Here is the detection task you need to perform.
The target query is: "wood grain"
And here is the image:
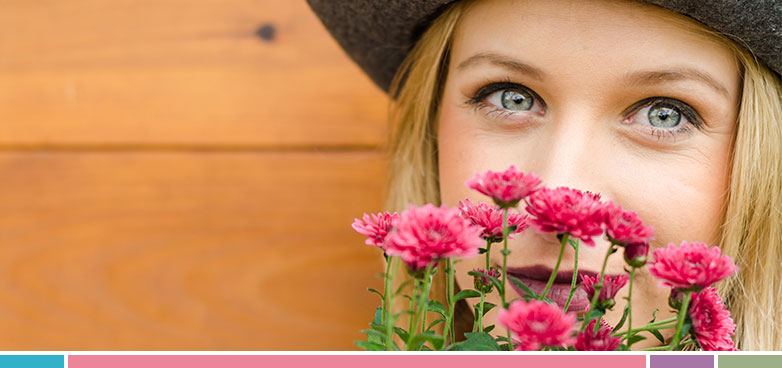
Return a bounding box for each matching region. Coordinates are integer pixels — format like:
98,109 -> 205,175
0,152 -> 386,350
0,0 -> 387,147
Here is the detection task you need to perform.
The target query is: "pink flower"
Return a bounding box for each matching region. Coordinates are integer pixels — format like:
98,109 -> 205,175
525,187 -> 605,246
384,204 -> 484,271
465,166 -> 542,208
458,199 -> 529,243
498,299 -> 576,350
688,287 -> 738,351
575,319 -> 621,351
623,242 -> 650,268
581,274 -> 629,309
603,202 -> 654,246
648,241 -> 739,292
351,212 -> 398,249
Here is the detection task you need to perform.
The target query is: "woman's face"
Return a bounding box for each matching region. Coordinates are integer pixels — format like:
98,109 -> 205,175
438,0 -> 741,348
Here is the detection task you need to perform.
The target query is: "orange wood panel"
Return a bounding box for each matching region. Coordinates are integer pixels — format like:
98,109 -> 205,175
0,0 -> 387,147
0,151 -> 387,350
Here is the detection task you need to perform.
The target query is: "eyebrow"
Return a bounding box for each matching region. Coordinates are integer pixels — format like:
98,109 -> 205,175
456,52 -> 545,81
455,52 -> 730,99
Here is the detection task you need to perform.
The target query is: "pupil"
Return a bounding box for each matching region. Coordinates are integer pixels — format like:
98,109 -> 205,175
501,89 -> 533,111
649,105 -> 681,128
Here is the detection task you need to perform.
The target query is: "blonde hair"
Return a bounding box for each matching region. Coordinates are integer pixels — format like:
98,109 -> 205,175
383,0 -> 782,350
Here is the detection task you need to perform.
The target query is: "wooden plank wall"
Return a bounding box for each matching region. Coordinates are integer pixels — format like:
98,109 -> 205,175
0,0 -> 388,350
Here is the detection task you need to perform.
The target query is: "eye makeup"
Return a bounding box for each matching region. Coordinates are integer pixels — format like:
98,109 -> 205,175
462,78 -> 707,142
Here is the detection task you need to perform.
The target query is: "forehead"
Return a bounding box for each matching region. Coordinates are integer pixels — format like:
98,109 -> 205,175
451,0 -> 740,98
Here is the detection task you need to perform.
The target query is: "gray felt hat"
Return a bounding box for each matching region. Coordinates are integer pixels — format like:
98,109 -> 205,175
307,0 -> 782,94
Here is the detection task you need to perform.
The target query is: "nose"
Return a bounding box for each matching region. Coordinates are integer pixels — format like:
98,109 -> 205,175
526,109 -> 610,195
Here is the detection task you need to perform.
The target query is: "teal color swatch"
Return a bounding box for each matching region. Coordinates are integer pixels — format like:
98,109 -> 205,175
0,355 -> 64,368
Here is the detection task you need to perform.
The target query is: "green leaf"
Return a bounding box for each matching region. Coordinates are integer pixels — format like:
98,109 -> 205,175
648,309 -> 659,324
408,331 -> 445,351
650,328 -> 666,344
395,280 -> 413,294
478,247 -> 488,254
678,319 -> 692,341
393,327 -> 409,342
454,289 -> 481,301
508,275 -> 540,298
616,344 -> 629,351
367,288 -> 384,300
484,324 -> 495,333
472,302 -> 497,318
447,332 -> 500,351
426,318 -> 446,331
369,322 -> 385,333
372,306 -> 383,324
613,305 -> 630,332
354,340 -> 385,351
427,300 -> 447,317
627,334 -> 647,345
584,307 -> 605,326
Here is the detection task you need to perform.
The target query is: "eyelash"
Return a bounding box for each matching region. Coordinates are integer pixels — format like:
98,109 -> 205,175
464,79 -> 705,141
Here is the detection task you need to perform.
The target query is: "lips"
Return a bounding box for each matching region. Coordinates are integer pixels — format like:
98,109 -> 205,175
506,265 -> 597,312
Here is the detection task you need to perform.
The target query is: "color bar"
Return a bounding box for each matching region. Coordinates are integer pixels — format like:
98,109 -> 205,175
70,355 -> 645,368
650,355 -> 713,368
720,355 -> 782,368
0,355 -> 64,368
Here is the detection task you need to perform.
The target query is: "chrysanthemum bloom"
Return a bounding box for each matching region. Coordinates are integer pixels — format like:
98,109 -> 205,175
581,274 -> 629,310
575,319 -> 621,351
351,212 -> 398,249
648,241 -> 739,292
688,287 -> 738,351
458,199 -> 529,243
603,202 -> 654,246
473,267 -> 501,293
497,299 -> 577,351
525,187 -> 605,246
623,242 -> 649,268
384,204 -> 484,271
465,165 -> 542,208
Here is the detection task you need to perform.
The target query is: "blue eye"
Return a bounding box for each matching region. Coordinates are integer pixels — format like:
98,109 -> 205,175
647,104 -> 682,128
488,89 -> 534,111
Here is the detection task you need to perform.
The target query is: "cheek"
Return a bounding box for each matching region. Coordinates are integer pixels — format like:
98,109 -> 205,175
613,147 -> 730,249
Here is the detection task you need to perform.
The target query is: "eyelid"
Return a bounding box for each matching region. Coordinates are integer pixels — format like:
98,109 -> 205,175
466,80 -> 547,110
622,97 -> 705,131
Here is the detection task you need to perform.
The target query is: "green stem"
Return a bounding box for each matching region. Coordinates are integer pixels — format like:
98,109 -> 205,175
667,291 -> 692,350
385,257 -> 398,351
582,244 -> 615,329
406,263 -> 435,350
500,207 -> 514,351
485,239 -> 492,270
541,233 -> 568,300
563,236 -> 579,311
382,256 -> 392,325
474,292 -> 486,332
625,267 -> 635,349
443,258 -> 456,344
408,277 -> 419,335
612,317 -> 678,337
500,208 -> 509,308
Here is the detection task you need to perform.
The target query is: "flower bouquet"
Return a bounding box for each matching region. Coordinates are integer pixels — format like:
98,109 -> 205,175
352,166 -> 739,351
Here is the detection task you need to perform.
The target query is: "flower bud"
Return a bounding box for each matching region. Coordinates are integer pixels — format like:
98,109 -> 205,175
624,242 -> 649,268
669,289 -> 685,310
473,267 -> 501,293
